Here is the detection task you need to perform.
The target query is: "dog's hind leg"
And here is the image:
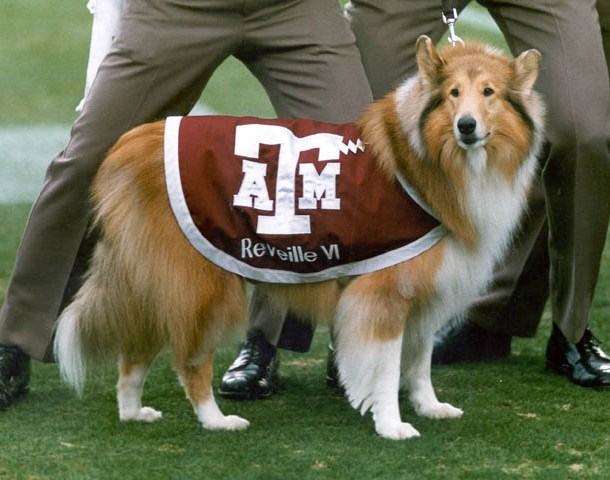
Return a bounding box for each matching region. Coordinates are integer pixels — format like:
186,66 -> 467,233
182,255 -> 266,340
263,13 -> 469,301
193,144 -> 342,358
176,352 -> 250,431
117,353 -> 163,422
401,322 -> 463,419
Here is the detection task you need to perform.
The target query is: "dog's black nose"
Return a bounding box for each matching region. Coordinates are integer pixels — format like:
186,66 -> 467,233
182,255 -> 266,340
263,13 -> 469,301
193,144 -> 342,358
457,116 -> 477,135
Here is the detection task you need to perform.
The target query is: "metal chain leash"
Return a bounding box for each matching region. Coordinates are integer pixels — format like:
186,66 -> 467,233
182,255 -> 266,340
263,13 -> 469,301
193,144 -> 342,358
441,0 -> 464,46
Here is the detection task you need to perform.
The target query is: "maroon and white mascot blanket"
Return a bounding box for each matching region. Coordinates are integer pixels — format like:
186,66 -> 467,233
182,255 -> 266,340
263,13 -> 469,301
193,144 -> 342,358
164,116 -> 447,283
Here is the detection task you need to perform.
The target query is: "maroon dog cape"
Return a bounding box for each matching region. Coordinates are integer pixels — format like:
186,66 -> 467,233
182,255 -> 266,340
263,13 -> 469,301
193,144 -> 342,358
164,116 -> 447,283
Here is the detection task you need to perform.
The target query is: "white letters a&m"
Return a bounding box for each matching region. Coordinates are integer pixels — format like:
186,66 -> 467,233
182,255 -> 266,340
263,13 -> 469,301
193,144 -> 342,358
232,124 -> 357,235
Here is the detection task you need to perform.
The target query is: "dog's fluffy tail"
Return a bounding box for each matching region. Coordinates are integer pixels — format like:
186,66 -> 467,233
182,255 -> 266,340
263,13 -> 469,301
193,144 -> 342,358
53,243 -> 125,396
54,296 -> 89,396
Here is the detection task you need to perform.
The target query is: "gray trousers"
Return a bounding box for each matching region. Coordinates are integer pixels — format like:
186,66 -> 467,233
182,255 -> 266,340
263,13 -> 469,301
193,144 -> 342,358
0,0 -> 373,361
347,0 -> 610,343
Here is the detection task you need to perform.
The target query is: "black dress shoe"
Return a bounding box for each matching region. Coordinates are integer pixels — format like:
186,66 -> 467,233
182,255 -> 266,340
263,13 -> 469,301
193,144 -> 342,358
218,329 -> 279,399
546,325 -> 610,387
0,345 -> 30,410
432,321 -> 511,365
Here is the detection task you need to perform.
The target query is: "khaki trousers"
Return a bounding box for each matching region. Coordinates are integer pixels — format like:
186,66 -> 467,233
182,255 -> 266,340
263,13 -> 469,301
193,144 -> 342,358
0,0 -> 373,361
348,0 -> 610,343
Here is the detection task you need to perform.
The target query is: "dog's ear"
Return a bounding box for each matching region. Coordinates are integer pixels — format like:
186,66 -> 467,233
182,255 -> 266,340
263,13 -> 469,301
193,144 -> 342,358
513,49 -> 541,94
416,35 -> 443,85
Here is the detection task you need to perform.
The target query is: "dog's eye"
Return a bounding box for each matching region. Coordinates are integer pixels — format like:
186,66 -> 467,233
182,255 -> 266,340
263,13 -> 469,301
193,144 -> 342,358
483,87 -> 494,97
450,88 -> 459,98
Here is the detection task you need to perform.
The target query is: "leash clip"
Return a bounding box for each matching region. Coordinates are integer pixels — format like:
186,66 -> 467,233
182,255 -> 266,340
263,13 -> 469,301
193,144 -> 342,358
442,8 -> 465,46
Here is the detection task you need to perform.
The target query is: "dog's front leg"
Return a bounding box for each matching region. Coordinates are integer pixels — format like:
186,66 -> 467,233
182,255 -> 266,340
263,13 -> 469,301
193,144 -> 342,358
176,352 -> 249,431
402,327 -> 463,419
340,335 -> 420,440
335,326 -> 419,439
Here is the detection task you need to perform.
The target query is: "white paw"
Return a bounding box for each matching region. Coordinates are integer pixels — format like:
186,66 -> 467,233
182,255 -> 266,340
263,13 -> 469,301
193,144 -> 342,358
120,407 -> 163,423
202,415 -> 250,431
415,402 -> 463,419
375,421 -> 421,440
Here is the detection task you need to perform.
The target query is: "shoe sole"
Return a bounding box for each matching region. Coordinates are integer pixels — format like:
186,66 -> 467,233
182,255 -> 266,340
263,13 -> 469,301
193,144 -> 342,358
545,361 -> 610,388
217,388 -> 275,400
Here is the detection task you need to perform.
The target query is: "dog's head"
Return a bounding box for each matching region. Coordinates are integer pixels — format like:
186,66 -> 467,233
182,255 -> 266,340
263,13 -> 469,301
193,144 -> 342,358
414,35 -> 543,158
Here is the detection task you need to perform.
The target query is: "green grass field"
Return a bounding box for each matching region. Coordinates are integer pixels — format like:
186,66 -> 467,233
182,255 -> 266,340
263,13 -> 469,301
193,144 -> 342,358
2,2 -> 610,479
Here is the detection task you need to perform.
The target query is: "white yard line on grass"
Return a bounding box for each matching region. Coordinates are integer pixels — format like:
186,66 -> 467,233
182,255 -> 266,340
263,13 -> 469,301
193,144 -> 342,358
0,124 -> 69,204
0,104 -> 215,204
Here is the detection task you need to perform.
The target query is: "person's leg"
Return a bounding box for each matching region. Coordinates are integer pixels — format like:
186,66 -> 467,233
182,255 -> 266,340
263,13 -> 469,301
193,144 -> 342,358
218,0 -> 373,399
0,0 -> 243,407
349,0 -> 610,376
485,0 -> 610,338
484,0 -> 610,385
347,0 -> 544,358
244,0 -> 373,345
243,0 -> 373,122
346,0 -> 465,99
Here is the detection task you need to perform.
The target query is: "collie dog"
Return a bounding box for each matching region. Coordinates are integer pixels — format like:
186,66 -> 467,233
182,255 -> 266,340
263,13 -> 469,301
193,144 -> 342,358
54,37 -> 544,440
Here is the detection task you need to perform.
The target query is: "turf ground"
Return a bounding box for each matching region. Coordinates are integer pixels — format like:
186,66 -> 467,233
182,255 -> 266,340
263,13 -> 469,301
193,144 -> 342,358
1,2 -> 610,479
